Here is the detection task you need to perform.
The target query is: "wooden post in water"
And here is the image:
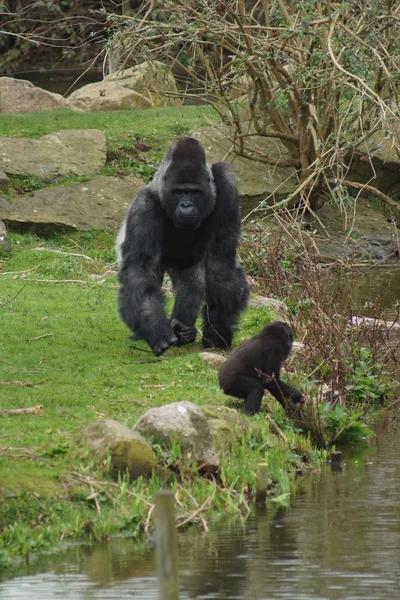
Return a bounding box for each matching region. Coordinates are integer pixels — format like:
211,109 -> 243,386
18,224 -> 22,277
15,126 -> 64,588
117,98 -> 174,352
256,462 -> 269,504
155,490 -> 179,600
330,450 -> 343,472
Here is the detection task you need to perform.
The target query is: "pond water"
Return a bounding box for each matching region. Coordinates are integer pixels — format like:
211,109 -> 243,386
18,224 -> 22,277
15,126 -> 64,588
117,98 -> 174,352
1,405 -> 399,600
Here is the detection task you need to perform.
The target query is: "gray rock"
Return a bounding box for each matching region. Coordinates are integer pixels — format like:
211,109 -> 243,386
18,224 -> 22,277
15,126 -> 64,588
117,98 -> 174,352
0,77 -> 69,114
0,176 -> 142,233
0,220 -> 11,251
67,61 -> 181,111
135,401 -> 219,470
0,130 -> 106,179
0,171 -> 9,192
81,418 -> 158,481
199,351 -> 227,368
190,126 -> 298,204
250,296 -> 291,321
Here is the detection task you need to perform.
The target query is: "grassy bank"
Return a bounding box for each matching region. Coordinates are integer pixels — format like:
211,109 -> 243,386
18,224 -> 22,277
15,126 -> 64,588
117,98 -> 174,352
0,105 -> 393,568
0,229 -> 324,567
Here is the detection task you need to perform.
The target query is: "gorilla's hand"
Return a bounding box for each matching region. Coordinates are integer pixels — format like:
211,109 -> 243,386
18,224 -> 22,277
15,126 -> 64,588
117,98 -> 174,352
152,330 -> 178,356
170,319 -> 197,346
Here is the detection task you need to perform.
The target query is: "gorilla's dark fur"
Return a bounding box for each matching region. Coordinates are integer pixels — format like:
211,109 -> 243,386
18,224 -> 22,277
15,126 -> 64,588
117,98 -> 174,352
218,321 -> 303,415
116,137 -> 249,356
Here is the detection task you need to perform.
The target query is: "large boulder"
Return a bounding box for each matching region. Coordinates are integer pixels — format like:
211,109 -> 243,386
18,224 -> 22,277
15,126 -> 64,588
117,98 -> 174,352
0,130 -> 106,179
67,61 -> 181,111
0,176 -> 142,233
135,401 -> 219,470
81,419 -> 158,481
0,77 -> 69,113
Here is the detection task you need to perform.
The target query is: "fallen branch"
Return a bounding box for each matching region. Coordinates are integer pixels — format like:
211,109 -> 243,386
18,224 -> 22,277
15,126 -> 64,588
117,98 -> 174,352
340,179 -> 400,211
0,404 -> 43,416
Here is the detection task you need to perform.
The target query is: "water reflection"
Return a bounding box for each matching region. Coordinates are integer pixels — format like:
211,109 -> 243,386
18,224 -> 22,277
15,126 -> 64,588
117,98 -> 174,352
0,408 -> 399,599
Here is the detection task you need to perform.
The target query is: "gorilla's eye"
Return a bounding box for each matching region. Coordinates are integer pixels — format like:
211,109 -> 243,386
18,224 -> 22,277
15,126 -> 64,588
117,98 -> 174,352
207,177 -> 210,183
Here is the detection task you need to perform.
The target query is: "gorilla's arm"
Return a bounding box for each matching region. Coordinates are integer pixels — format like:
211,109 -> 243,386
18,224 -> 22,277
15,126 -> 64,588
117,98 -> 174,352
118,191 -> 177,356
202,163 -> 249,349
264,378 -> 303,409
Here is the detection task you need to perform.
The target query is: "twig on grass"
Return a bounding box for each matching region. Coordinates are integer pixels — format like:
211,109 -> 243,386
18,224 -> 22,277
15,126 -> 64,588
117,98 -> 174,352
23,279 -> 104,285
26,334 -> 54,342
0,404 -> 43,416
33,247 -> 94,261
0,380 -> 45,387
265,413 -> 288,443
176,482 -> 216,530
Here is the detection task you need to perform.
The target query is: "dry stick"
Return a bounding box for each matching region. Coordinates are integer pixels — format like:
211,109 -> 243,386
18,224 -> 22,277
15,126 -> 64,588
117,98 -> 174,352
265,413 -> 288,443
26,334 -> 54,342
177,484 -> 209,532
327,12 -> 397,119
33,247 -> 94,261
145,504 -> 156,536
176,483 -> 216,530
0,405 -> 43,416
87,483 -> 101,516
155,490 -> 179,600
23,279 -> 104,285
0,380 -> 44,387
339,179 -> 400,212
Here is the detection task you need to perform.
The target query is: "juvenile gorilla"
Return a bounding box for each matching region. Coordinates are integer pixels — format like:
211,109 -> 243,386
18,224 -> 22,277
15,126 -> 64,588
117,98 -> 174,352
218,321 -> 303,415
116,137 -> 249,356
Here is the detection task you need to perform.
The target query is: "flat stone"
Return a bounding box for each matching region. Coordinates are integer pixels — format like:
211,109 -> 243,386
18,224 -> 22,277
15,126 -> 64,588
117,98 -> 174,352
0,176 -> 143,233
0,130 -> 106,178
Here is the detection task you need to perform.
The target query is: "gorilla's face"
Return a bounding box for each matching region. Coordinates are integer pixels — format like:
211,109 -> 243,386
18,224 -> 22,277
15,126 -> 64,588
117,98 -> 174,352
160,137 -> 215,229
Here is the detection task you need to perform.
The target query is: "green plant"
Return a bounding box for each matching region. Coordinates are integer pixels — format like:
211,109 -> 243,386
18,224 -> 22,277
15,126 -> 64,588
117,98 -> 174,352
319,403 -> 374,444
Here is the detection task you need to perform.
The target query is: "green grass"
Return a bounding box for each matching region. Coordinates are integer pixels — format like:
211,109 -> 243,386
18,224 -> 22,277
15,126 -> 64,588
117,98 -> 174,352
0,106 -> 217,184
0,230 -> 324,567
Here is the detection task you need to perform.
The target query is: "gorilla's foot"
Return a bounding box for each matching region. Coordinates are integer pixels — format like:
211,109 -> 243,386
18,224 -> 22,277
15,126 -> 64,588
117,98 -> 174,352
170,319 -> 197,346
201,326 -> 231,350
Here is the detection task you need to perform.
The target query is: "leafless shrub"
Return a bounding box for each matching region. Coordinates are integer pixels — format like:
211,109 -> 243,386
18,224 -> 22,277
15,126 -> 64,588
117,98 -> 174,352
239,225 -> 399,445
107,0 -> 400,214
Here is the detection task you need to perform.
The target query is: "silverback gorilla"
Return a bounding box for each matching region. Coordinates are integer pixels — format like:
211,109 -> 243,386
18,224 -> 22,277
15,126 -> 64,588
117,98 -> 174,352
218,321 -> 304,415
116,137 -> 249,356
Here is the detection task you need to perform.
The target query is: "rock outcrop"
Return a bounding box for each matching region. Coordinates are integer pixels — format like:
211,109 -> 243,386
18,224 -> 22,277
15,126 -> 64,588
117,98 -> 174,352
190,126 -> 298,205
0,176 -> 142,233
0,130 -> 106,179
